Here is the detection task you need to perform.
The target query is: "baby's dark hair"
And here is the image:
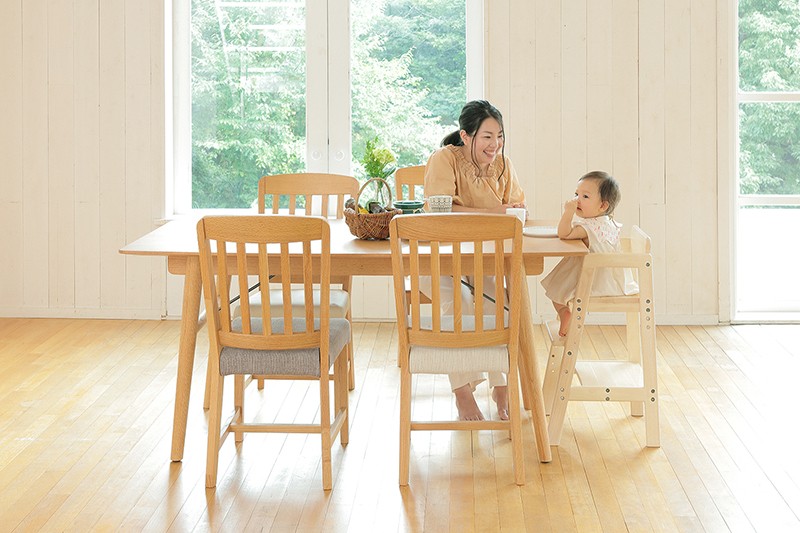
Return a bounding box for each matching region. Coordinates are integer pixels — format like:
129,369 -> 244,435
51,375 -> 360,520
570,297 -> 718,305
579,170 -> 621,216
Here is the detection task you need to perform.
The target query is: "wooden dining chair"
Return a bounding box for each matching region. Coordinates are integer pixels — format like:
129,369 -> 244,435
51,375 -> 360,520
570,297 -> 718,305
394,165 -> 432,315
257,173 -> 358,391
197,215 -> 350,490
389,213 -> 525,486
542,225 -> 659,448
203,174 -> 359,410
394,164 -> 425,201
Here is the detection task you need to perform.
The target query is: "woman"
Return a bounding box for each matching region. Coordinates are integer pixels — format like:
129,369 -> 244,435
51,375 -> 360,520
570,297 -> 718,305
423,100 -> 527,422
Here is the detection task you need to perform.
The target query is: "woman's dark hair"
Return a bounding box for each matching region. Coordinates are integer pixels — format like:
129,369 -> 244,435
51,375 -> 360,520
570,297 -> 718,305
441,100 -> 506,176
579,170 -> 621,216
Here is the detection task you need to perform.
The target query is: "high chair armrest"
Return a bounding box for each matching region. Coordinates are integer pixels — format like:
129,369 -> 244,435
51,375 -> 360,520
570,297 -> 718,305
581,253 -> 652,269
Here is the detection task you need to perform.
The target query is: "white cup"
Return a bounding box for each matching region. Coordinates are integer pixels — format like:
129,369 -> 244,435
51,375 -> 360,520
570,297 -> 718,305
428,195 -> 453,213
506,207 -> 526,224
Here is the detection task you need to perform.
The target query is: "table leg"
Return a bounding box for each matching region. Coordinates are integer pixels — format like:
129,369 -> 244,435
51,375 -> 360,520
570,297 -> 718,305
171,256 -> 203,462
518,266 -> 552,463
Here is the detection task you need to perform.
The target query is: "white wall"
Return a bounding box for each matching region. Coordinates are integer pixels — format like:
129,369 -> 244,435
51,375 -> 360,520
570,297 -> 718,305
0,0 -> 167,319
0,0 -> 733,324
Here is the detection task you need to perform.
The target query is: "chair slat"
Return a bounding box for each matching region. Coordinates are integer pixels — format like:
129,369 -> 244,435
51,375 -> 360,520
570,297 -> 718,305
494,239 -> 504,326
303,240 -> 314,327
280,242 -> 293,332
431,242 -> 441,332
236,242 -> 252,334
217,242 -> 232,334
258,243 -> 272,335
452,242 -> 462,334
474,241 -> 484,333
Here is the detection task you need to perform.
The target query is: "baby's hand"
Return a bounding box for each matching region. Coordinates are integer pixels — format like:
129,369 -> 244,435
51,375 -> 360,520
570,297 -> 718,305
563,198 -> 578,212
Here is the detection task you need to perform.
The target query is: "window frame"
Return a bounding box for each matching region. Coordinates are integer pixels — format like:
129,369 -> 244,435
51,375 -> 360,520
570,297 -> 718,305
169,0 -> 483,216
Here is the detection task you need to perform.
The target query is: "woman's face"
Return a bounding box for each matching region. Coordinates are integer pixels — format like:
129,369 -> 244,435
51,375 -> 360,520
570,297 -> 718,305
462,117 -> 504,169
574,179 -> 609,218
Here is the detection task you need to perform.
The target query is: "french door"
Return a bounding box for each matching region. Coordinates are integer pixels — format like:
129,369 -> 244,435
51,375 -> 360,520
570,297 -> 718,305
175,0 -> 475,213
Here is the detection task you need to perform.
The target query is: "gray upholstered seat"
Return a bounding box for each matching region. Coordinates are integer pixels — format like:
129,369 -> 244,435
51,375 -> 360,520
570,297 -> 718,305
220,317 -> 351,377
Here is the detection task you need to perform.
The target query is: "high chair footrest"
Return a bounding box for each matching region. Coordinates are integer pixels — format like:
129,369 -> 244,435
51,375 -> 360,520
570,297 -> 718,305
574,361 -> 644,389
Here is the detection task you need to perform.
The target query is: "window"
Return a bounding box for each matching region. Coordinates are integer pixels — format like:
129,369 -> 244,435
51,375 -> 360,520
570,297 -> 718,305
736,0 -> 800,317
173,0 -> 475,211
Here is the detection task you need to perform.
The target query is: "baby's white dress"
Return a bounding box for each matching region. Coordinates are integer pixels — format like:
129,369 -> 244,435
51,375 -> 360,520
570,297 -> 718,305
540,215 -> 639,305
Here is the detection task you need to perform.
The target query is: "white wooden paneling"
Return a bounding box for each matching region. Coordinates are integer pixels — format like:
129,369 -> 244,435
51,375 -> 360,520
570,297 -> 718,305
507,0 -> 535,203
717,0 -> 736,323
611,0 -> 639,229
149,0 -> 167,314
586,0 -> 613,174
74,0 -> 102,310
639,0 -> 666,205
124,0 -> 156,311
690,0 -> 719,316
664,0 -> 693,316
48,0 -> 76,309
0,0 -> 733,323
21,0 -> 50,308
485,0 -> 510,113
560,0 -> 587,197
99,0 -> 129,310
0,1 -> 24,307
532,0 -> 561,221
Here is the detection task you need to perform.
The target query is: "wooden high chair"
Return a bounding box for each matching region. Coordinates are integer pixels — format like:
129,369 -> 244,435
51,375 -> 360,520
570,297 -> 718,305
542,225 -> 659,447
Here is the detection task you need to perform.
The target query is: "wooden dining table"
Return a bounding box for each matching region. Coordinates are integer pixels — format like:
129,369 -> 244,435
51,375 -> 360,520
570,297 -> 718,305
120,213 -> 587,464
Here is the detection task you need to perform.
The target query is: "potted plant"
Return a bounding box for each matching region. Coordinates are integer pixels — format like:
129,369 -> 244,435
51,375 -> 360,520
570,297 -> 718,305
357,137 -> 397,212
361,137 -> 397,180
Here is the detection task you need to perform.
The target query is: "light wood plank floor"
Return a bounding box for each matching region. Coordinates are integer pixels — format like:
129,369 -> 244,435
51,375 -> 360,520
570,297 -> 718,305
0,318 -> 798,532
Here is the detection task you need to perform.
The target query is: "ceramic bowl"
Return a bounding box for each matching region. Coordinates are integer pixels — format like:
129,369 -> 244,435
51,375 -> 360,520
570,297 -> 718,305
393,200 -> 425,214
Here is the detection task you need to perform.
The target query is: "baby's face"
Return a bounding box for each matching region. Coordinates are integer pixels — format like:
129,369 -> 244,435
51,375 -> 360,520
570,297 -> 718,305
573,179 -> 608,218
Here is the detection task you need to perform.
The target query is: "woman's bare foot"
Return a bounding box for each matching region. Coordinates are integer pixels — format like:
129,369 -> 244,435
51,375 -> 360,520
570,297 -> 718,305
492,386 -> 509,420
454,384 -> 484,421
557,306 -> 572,337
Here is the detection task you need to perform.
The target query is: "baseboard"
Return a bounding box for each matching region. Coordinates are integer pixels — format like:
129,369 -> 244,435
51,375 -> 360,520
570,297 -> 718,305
352,313 -> 722,326
0,307 -> 166,320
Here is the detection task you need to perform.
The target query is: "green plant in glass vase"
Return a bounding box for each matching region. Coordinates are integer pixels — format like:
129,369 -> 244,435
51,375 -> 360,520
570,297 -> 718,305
360,137 -> 397,212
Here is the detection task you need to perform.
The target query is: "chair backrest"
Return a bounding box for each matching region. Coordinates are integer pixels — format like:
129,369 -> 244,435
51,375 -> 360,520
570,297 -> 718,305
197,215 -> 331,354
389,213 -> 523,350
258,173 -> 358,218
394,165 -> 425,201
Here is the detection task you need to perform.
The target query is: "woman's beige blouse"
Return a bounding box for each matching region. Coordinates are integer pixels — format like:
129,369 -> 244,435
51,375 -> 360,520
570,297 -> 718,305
423,144 -> 525,209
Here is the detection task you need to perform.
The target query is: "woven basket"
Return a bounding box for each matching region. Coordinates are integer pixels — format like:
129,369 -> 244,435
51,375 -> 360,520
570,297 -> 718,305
344,177 -> 402,240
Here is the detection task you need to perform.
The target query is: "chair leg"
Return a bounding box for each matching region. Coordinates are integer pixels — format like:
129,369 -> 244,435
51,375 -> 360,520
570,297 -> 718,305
335,349 -> 349,445
399,360 -> 412,486
205,373 -> 224,488
319,373 -> 333,491
203,346 -> 214,410
627,311 -> 644,417
234,375 -> 245,443
346,319 -> 355,391
508,361 -> 525,486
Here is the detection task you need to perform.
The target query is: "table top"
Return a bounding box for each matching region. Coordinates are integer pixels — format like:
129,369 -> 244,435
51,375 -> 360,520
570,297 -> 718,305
120,213 -> 587,259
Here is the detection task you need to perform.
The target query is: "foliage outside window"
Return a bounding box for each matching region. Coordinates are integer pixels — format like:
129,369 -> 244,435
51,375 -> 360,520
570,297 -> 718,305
190,0 -> 466,209
738,0 -> 800,196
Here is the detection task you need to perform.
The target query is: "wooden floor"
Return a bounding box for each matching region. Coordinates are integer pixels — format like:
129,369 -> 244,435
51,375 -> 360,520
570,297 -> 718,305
0,319 -> 799,532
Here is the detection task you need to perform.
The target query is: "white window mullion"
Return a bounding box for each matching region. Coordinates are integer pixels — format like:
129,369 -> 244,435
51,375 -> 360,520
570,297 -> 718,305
306,1 -> 329,172
327,0 -> 350,175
